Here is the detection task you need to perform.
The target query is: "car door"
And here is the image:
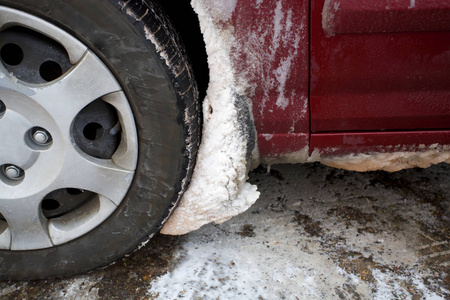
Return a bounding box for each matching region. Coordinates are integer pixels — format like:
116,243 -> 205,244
310,0 -> 450,134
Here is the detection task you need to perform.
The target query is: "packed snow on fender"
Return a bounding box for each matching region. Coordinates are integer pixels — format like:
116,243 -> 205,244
161,0 -> 260,235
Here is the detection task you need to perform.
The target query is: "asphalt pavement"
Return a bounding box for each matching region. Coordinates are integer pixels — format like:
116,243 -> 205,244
1,163 -> 449,299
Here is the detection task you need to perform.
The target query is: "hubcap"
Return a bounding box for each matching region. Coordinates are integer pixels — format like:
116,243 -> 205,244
0,6 -> 138,250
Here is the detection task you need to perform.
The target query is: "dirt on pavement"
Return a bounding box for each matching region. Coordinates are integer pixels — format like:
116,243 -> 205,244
1,163 -> 449,299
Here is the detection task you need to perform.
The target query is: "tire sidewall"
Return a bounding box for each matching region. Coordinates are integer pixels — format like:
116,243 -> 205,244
0,0 -> 189,279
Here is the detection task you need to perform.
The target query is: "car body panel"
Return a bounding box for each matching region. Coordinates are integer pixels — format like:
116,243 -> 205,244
184,0 -> 450,165
311,0 -> 450,133
310,130 -> 450,156
167,0 -> 450,234
322,0 -> 450,35
230,0 -> 450,163
229,0 -> 311,161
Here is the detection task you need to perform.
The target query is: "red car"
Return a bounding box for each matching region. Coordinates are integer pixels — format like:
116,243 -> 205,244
0,0 -> 449,279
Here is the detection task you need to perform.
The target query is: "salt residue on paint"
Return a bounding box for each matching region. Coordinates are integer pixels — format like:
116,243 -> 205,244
262,146 -> 309,165
322,0 -> 340,36
232,0 -> 306,119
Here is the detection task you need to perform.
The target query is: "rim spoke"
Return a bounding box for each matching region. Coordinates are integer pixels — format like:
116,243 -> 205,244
58,149 -> 134,205
0,7 -> 86,63
48,195 -> 117,246
103,92 -> 139,171
0,193 -> 53,250
29,51 -> 122,132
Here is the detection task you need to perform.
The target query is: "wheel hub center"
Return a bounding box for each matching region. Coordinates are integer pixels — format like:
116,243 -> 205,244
0,87 -> 63,193
0,109 -> 37,168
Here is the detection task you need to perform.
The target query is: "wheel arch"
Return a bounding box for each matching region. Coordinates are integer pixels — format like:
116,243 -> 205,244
160,0 -> 261,235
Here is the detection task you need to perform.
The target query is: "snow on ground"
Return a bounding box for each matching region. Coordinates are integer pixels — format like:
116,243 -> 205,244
149,163 -> 449,299
1,163 -> 449,299
149,216 -> 352,299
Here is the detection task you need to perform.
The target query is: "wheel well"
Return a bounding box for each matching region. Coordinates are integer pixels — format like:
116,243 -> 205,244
154,0 -> 209,100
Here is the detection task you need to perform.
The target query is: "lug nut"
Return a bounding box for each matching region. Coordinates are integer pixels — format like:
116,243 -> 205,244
3,165 -> 24,180
30,127 -> 52,146
33,130 -> 50,145
5,166 -> 20,178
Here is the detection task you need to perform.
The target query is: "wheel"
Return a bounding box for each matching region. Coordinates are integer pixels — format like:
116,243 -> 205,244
0,0 -> 199,280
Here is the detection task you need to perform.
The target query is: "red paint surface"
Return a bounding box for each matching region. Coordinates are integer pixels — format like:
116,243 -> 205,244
258,133 -> 309,159
310,131 -> 450,156
323,0 -> 450,35
311,0 -> 450,132
228,0 -> 450,161
230,0 -> 310,139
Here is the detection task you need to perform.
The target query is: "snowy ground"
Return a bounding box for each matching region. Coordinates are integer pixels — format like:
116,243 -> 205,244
1,163 -> 449,299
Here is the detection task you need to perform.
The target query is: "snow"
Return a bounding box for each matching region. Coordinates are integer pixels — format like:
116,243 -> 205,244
147,243 -> 275,298
333,0 -> 341,11
55,278 -> 100,299
206,0 -> 237,22
151,215 -> 355,299
372,269 -> 445,300
2,164 -> 449,298
0,284 -> 20,298
229,0 -> 306,119
272,2 -> 283,53
161,0 -> 259,235
150,163 -> 450,299
262,133 -> 273,141
308,145 -> 450,172
271,3 -> 303,112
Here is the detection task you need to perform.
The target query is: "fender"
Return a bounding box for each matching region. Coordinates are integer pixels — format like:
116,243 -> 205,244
162,0 -> 450,234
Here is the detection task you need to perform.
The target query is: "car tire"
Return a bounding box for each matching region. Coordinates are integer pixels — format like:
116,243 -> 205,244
0,0 -> 199,280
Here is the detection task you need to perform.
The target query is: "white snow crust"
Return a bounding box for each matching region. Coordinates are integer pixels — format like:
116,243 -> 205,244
205,0 -> 237,22
161,0 -> 260,235
309,144 -> 450,172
